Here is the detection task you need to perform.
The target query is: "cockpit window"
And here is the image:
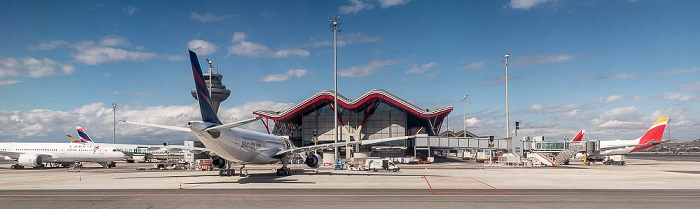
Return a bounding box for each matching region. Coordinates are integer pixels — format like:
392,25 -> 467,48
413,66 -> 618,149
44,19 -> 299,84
113,149 -> 117,152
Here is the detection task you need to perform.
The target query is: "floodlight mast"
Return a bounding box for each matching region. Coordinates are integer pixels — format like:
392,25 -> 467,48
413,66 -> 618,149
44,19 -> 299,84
463,94 -> 468,137
330,16 -> 341,161
504,51 -> 513,141
112,103 -> 117,144
205,58 -> 213,98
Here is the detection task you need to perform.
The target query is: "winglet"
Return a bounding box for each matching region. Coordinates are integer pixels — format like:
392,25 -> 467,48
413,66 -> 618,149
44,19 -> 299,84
189,50 -> 222,125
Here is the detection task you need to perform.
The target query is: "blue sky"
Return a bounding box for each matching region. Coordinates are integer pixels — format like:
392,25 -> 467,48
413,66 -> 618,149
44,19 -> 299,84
1,0 -> 699,144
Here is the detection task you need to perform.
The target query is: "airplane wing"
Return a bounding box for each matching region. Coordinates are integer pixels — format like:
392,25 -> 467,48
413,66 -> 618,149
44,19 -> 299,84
204,117 -> 261,132
273,134 -> 425,157
119,120 -> 191,132
0,150 -> 21,159
599,140 -> 673,151
0,151 -> 54,161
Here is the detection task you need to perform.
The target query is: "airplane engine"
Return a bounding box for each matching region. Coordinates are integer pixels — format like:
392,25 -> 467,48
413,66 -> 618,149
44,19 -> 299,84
18,154 -> 43,167
305,153 -> 323,168
211,156 -> 226,168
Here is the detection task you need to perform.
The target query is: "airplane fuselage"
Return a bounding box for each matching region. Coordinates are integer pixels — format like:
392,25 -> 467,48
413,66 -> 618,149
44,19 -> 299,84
188,121 -> 290,164
0,143 -> 126,163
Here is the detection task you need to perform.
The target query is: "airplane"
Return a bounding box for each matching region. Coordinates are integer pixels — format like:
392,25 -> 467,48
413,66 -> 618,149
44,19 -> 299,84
0,142 -> 125,169
121,50 -> 423,176
595,117 -> 670,156
68,126 -> 211,163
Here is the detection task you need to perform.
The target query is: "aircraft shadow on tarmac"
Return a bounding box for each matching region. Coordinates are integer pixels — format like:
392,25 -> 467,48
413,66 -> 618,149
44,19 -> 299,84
183,170 -> 446,185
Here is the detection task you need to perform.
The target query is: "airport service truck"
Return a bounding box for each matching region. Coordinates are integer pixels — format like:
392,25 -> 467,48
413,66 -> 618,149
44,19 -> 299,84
365,159 -> 400,172
603,155 -> 626,165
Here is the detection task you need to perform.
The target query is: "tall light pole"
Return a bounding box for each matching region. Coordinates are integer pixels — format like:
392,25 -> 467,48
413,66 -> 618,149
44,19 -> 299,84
504,51 -> 513,140
330,16 -> 341,160
463,94 -> 468,137
112,102 -> 117,144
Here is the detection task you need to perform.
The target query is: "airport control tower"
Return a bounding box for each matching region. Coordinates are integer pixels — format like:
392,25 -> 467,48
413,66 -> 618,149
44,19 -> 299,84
191,58 -> 230,113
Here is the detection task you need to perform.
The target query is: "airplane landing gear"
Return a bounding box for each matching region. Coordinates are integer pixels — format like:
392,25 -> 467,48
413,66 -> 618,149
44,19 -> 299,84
276,157 -> 291,176
275,167 -> 290,176
10,164 -> 24,170
218,160 -> 235,177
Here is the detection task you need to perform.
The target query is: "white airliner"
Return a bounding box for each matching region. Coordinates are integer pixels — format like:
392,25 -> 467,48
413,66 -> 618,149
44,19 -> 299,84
595,117 -> 670,156
121,50 -> 422,176
69,126 -> 211,162
0,142 -> 125,169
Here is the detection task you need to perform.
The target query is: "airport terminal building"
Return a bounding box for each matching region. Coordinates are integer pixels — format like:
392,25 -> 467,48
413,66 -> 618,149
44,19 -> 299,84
253,89 -> 453,156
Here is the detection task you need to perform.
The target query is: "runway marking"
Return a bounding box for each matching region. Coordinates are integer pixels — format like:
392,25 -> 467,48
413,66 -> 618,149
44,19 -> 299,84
469,176 -> 511,195
422,175 -> 436,195
0,193 -> 698,198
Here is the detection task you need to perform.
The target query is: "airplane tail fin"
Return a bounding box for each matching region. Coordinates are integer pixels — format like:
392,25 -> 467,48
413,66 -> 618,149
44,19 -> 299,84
76,126 -> 94,143
188,50 -> 222,125
571,130 -> 585,142
67,135 -> 81,143
637,117 -> 668,144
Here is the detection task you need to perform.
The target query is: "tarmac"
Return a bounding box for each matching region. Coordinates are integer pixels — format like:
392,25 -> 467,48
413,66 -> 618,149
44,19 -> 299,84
0,154 -> 698,208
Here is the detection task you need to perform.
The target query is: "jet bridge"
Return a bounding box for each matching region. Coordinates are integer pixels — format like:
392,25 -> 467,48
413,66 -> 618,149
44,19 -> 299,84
413,136 -> 508,158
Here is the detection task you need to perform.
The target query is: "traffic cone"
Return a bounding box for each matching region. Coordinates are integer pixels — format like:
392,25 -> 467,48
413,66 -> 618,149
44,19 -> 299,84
179,182 -> 182,189
79,175 -> 81,181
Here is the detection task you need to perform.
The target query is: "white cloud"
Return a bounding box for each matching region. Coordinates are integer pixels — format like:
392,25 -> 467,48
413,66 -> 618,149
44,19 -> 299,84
339,0 -> 374,14
379,0 -> 411,8
508,0 -> 555,10
591,106 -> 638,125
28,40 -> 67,51
593,95 -> 625,103
339,59 -> 398,77
259,69 -> 309,82
71,37 -> 158,65
458,61 -> 485,71
190,12 -> 232,22
405,62 -> 436,74
464,117 -> 480,127
272,49 -> 310,58
313,33 -> 380,47
513,54 -> 578,67
229,41 -> 271,57
680,80 -> 700,92
123,5 -> 137,16
0,80 -> 20,85
596,73 -> 639,80
0,57 -> 73,81
661,92 -> 695,101
187,39 -> 217,55
660,68 -> 700,75
99,37 -> 130,47
232,32 -> 247,43
228,32 -> 309,58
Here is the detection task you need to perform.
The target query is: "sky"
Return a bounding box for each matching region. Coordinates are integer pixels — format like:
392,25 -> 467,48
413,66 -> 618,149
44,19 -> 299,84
1,0 -> 699,144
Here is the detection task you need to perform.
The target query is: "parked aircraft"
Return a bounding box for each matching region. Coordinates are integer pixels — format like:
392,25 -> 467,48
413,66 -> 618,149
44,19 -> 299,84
121,50 -> 422,176
596,117 -> 670,155
0,142 -> 125,169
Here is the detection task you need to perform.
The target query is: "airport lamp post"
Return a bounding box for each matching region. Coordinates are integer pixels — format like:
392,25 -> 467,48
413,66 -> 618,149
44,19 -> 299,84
330,16 -> 341,160
504,51 -> 512,141
463,94 -> 468,137
112,103 -> 117,144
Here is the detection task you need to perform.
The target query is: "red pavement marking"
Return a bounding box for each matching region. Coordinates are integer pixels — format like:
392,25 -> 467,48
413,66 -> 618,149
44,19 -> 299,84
469,176 -> 511,195
422,175 -> 436,195
0,193 -> 697,198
